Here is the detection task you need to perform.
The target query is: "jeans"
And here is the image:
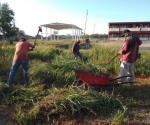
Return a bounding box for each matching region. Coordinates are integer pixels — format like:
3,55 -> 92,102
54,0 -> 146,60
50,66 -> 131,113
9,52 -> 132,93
120,61 -> 135,82
7,60 -> 29,84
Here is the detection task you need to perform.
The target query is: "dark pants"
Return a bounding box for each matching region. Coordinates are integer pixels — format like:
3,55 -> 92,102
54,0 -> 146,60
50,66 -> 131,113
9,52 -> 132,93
7,60 -> 29,84
73,52 -> 83,61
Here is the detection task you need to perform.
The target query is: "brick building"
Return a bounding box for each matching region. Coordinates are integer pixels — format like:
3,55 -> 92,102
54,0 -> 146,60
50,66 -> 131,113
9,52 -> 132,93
109,22 -> 150,40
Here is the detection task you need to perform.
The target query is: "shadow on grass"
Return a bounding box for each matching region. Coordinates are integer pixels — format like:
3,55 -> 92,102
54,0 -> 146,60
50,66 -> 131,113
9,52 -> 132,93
119,84 -> 150,105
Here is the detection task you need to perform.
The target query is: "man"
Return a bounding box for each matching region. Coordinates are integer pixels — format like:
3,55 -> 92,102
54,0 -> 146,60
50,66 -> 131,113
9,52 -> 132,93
85,38 -> 91,49
118,29 -> 142,83
7,37 -> 35,84
72,40 -> 83,61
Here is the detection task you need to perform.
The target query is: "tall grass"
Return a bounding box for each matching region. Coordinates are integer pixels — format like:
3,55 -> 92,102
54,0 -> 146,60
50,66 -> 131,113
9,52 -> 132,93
29,46 -> 62,62
0,43 -> 14,81
88,46 -> 120,74
1,41 -> 150,84
0,40 -> 150,124
135,52 -> 150,76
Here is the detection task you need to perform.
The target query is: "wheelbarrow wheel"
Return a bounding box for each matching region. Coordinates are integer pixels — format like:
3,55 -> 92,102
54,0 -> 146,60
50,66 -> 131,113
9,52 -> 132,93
73,79 -> 89,90
73,78 -> 83,86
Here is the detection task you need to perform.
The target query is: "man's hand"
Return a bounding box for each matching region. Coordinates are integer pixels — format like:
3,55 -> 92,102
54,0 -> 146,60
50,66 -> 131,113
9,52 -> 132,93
29,46 -> 35,51
118,50 -> 122,55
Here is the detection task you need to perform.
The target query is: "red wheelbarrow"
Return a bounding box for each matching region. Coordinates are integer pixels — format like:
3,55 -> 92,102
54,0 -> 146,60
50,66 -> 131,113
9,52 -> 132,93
73,70 -> 133,90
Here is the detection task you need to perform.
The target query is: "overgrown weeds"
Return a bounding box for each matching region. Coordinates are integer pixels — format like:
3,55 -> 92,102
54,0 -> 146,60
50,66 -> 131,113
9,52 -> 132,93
0,40 -> 150,124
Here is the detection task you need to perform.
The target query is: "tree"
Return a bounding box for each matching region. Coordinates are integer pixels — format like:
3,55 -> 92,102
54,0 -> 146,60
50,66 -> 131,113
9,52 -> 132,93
0,2 -> 19,39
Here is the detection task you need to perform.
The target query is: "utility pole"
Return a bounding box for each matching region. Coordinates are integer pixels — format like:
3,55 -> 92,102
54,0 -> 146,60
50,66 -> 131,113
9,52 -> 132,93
84,9 -> 88,37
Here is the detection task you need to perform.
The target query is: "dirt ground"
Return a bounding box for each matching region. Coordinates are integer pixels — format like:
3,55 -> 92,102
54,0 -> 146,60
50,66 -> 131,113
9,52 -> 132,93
0,105 -> 18,125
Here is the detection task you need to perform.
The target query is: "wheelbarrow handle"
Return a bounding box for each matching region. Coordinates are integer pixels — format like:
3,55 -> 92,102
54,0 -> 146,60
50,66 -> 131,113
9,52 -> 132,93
108,81 -> 135,87
100,54 -> 119,65
110,75 -> 132,82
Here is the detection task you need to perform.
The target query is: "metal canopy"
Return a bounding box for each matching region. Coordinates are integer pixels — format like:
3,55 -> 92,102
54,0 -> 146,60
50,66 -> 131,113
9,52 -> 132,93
41,22 -> 82,30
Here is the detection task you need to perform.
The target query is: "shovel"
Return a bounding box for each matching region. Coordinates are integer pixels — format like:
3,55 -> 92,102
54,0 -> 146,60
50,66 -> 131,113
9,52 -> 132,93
33,26 -> 42,46
100,53 -> 119,65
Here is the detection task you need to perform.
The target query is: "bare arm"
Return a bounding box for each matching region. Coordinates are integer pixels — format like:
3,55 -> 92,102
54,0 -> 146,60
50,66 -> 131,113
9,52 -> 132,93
28,42 -> 35,51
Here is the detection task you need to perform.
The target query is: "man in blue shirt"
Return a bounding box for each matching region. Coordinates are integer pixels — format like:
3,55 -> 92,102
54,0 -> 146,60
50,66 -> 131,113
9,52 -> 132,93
72,40 -> 83,60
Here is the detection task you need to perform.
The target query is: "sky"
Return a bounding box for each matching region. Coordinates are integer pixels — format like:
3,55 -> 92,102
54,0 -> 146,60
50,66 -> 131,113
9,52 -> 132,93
1,0 -> 150,36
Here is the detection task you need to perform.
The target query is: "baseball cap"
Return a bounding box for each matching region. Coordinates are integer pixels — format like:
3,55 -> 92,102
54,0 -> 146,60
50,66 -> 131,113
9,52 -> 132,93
121,29 -> 131,37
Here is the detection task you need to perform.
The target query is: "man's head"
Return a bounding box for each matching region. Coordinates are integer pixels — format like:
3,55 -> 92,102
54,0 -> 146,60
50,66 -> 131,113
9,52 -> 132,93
20,37 -> 27,42
76,39 -> 81,44
122,29 -> 131,37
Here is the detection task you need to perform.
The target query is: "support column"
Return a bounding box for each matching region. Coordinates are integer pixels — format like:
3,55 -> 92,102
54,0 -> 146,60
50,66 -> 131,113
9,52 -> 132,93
46,27 -> 48,40
72,27 -> 74,41
79,29 -> 81,39
74,29 -> 76,41
53,29 -> 54,40
50,28 -> 52,40
57,30 -> 59,40
76,29 -> 78,40
76,29 -> 79,40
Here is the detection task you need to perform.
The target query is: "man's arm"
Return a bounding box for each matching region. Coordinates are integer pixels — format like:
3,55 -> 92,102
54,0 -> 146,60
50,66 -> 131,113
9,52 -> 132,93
120,39 -> 132,55
28,42 -> 35,51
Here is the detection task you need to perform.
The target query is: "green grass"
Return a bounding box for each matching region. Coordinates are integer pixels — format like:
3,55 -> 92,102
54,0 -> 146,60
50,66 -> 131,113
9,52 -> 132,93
0,40 -> 150,124
14,86 -> 125,125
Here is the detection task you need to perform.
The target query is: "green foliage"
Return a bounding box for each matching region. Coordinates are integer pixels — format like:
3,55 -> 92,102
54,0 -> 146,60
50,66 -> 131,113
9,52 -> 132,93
15,87 -> 124,125
29,59 -> 74,86
52,56 -> 109,74
0,84 -> 47,105
90,34 -> 108,39
135,52 -> 150,76
29,60 -> 52,83
55,44 -> 69,49
54,90 -> 123,115
0,3 -> 19,38
0,40 -> 150,124
88,46 -> 120,74
1,41 -> 150,85
111,108 -> 127,125
119,85 -> 150,105
0,43 -> 14,81
29,47 -> 62,62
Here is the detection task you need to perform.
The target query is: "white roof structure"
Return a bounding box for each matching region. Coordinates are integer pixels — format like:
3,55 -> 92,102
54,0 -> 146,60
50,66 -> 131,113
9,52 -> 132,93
41,22 -> 82,30
40,22 -> 82,40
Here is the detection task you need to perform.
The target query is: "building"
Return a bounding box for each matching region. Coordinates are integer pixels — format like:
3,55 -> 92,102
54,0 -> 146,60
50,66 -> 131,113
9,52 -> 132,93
108,22 -> 150,40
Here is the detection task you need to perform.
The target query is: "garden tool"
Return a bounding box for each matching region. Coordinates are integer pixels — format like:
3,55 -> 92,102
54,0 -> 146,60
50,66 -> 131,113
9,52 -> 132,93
33,26 -> 42,46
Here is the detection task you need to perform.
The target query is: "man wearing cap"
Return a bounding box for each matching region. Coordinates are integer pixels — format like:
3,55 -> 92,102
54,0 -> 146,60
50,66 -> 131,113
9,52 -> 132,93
118,29 -> 142,83
7,37 -> 35,84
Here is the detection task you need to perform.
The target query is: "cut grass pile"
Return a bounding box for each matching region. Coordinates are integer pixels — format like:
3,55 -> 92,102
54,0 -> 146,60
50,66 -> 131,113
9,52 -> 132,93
14,86 -> 124,125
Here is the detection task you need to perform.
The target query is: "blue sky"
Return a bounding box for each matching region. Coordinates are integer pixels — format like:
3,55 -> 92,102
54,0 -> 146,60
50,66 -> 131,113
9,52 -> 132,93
1,0 -> 150,35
